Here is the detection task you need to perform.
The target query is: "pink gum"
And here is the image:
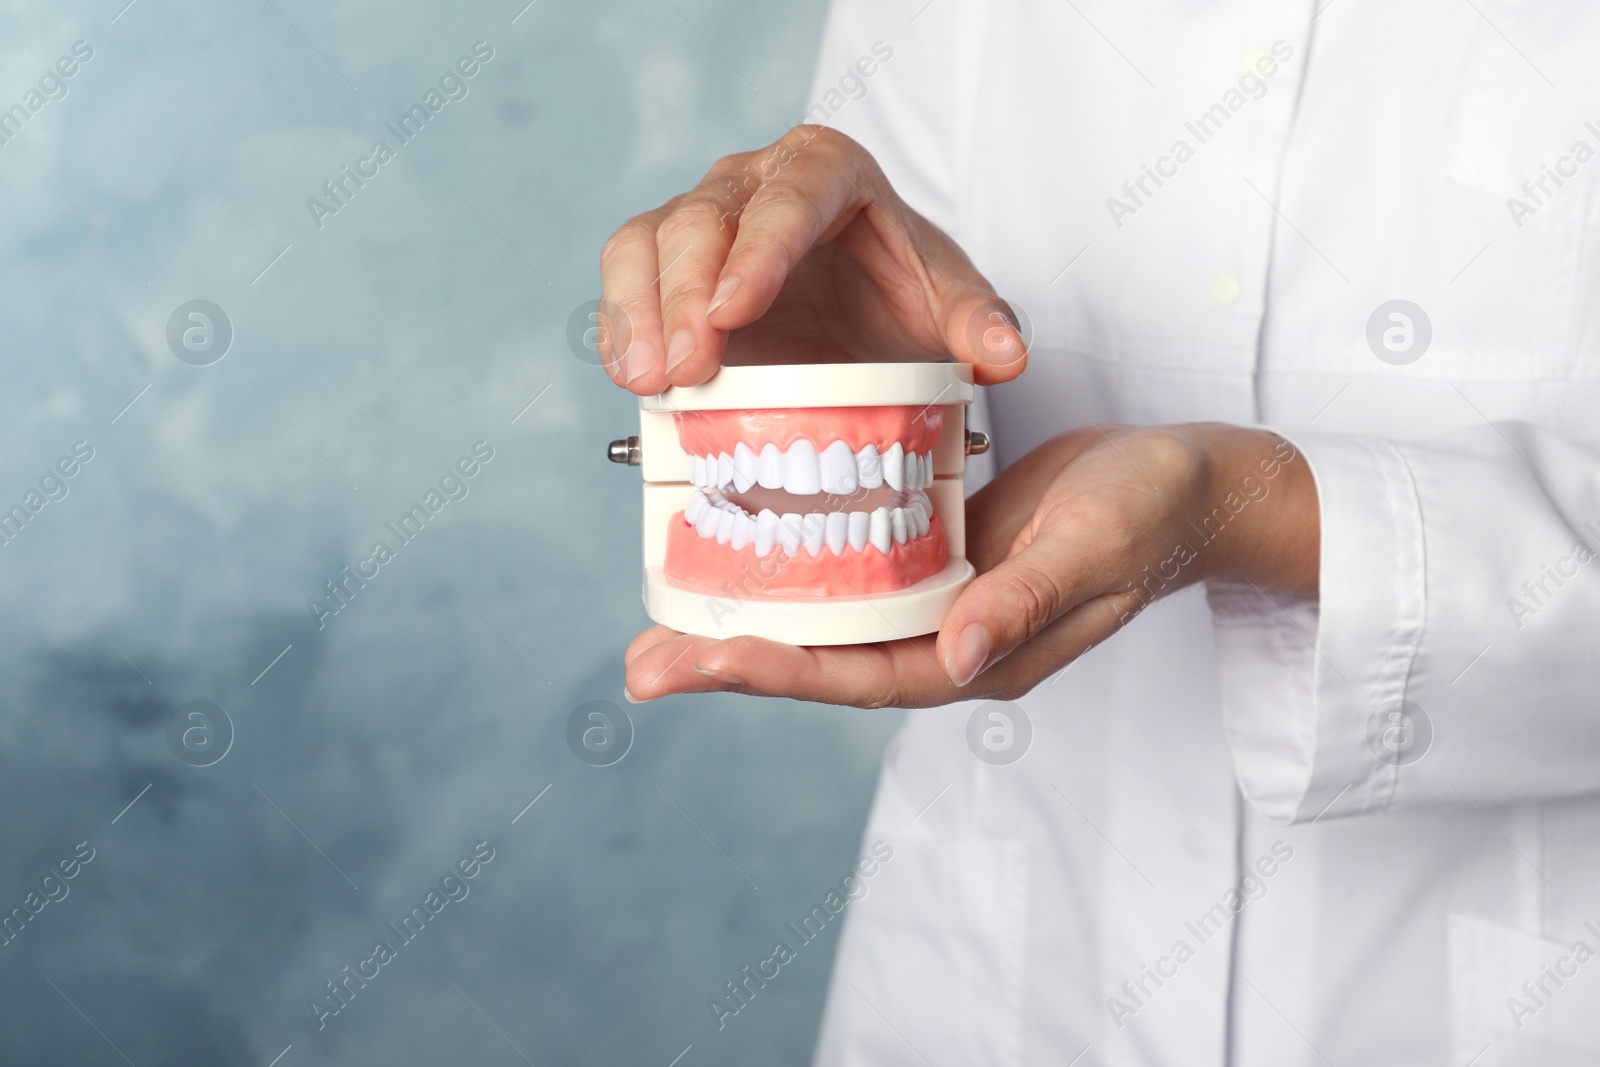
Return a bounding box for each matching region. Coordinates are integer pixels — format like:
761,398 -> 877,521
673,406 -> 943,458
664,511 -> 948,598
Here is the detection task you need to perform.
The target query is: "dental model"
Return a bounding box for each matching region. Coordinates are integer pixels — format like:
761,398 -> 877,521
609,363 -> 986,645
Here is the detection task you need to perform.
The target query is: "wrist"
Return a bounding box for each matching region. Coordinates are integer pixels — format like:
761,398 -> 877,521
1189,424 -> 1320,597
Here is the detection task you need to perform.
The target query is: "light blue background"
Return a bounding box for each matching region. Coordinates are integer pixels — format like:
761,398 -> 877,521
0,1 -> 906,1063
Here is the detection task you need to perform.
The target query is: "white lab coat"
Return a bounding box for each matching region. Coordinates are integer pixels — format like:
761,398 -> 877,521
806,2 -> 1600,1065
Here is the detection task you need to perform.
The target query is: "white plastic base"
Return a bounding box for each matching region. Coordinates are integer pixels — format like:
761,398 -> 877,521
643,558 -> 976,646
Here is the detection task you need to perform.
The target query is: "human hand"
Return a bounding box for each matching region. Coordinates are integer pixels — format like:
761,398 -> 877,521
624,424 -> 1319,707
596,125 -> 1028,394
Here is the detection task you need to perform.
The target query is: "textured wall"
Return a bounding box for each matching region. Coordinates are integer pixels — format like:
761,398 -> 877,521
0,1 -> 905,1063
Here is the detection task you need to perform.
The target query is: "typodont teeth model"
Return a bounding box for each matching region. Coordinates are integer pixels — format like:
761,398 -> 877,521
608,363 -> 986,645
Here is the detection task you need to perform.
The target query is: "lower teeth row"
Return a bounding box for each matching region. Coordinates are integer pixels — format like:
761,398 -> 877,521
684,489 -> 932,557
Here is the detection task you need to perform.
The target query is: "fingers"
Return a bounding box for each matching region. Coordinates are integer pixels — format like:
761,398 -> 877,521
625,590 -> 1135,708
600,125 -> 1031,395
708,126 -> 872,331
935,518 -> 1123,687
688,634 -> 955,709
623,630 -> 724,701
843,200 -> 1027,382
599,207 -> 670,394
940,288 -> 1028,385
626,627 -> 957,709
624,625 -> 681,669
654,176 -> 742,387
968,590 -> 1137,692
963,428 -> 1105,571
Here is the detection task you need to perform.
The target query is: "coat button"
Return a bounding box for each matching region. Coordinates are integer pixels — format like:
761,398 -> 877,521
1211,274 -> 1241,305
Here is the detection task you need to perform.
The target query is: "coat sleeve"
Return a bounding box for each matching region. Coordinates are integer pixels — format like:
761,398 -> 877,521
1207,422 -> 1600,824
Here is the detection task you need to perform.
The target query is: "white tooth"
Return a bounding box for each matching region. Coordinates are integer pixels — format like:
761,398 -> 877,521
733,443 -> 759,493
924,452 -> 937,486
691,455 -> 707,488
847,510 -> 869,552
758,443 -> 784,489
755,509 -> 779,556
695,501 -> 721,538
916,452 -> 928,489
913,505 -> 930,538
883,442 -> 904,491
715,508 -> 736,544
802,513 -> 827,557
869,507 -> 892,555
856,444 -> 883,489
891,508 -> 908,545
685,489 -> 708,525
717,452 -> 734,490
783,440 -> 820,495
778,513 -> 804,556
731,512 -> 755,550
819,440 -> 857,495
911,452 -> 924,489
825,512 -> 848,556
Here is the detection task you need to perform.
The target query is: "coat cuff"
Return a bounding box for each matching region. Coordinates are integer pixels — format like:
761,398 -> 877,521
1206,432 -> 1426,823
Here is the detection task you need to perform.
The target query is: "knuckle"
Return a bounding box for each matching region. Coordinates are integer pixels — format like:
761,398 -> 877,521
1141,428 -> 1204,472
995,565 -> 1062,635
745,178 -> 825,233
858,686 -> 902,711
707,151 -> 752,179
782,123 -> 850,156
599,217 -> 655,268
657,199 -> 725,244
660,278 -> 711,312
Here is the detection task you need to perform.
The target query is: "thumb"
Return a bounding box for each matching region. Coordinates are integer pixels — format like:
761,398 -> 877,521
941,289 -> 1029,385
935,536 -> 1087,687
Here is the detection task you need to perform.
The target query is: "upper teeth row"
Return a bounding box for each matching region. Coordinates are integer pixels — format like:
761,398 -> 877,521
688,442 -> 934,494
684,488 -> 933,557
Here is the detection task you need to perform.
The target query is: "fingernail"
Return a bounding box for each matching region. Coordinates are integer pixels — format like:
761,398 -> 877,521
665,329 -> 695,373
692,664 -> 743,686
623,687 -> 645,704
946,624 -> 990,687
706,275 -> 740,316
622,340 -> 652,385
